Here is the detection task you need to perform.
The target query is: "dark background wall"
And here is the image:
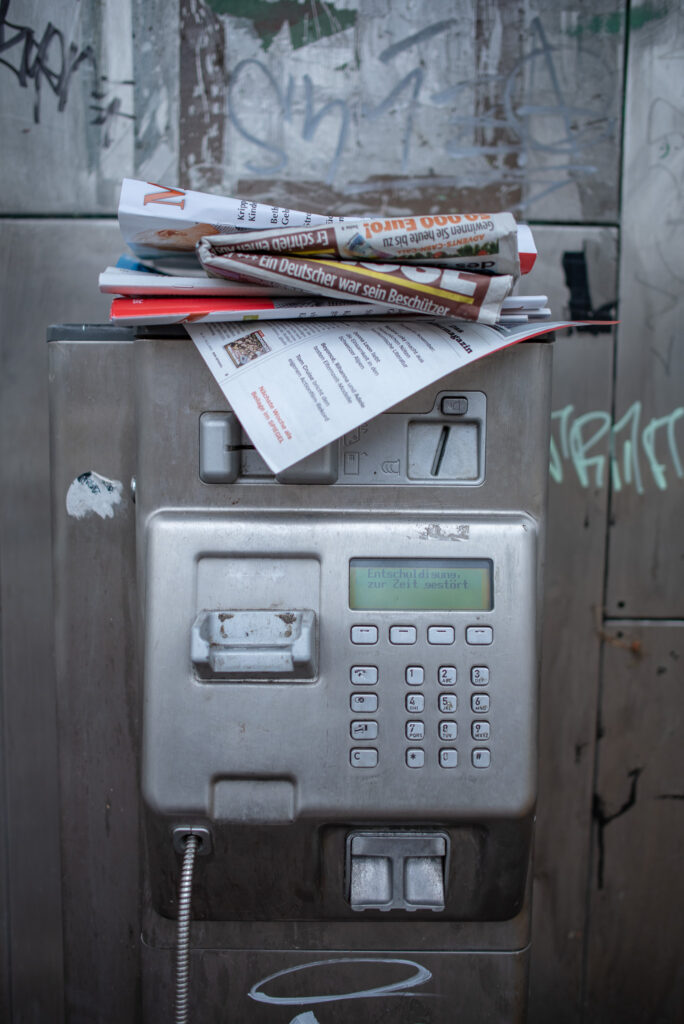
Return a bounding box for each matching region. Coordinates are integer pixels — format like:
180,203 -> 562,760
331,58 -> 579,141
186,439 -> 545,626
0,1 -> 682,1021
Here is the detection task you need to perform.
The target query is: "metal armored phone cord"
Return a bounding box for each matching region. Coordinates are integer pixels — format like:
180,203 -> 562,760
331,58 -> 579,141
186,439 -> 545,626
175,833 -> 199,1024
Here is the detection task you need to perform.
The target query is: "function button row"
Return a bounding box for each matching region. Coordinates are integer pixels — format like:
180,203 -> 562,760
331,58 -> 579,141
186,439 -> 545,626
351,746 -> 491,769
351,625 -> 494,646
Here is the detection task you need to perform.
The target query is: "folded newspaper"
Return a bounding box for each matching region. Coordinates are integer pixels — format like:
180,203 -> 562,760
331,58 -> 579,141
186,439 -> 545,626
187,317 -> 573,475
117,179 -> 538,276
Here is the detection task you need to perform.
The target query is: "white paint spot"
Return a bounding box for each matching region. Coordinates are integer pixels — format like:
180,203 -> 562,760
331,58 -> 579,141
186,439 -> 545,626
66,472 -> 124,520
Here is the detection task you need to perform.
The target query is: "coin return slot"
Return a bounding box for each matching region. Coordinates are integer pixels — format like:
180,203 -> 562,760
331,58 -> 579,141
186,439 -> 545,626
346,831 -> 448,911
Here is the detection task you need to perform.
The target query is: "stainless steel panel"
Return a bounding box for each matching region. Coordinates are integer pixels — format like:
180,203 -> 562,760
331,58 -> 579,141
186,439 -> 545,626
523,226 -> 617,1024
49,336 -> 140,1021
0,219 -> 121,1022
142,944 -> 531,1023
606,6 -> 684,617
585,622 -> 684,1024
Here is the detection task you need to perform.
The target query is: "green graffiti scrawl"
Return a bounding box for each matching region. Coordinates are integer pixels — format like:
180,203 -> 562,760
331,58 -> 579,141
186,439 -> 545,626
207,0 -> 357,51
564,3 -> 669,38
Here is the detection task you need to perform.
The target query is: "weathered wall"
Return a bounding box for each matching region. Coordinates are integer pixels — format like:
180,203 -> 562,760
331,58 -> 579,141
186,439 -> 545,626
0,1 -> 681,1021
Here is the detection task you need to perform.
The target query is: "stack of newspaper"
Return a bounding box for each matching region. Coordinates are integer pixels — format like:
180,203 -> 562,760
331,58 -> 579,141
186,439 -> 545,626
102,180 -> 566,473
103,179 -> 550,327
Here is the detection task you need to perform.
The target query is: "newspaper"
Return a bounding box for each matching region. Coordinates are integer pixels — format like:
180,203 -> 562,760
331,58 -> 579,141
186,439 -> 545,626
109,293 -> 548,326
118,178 -> 354,273
109,295 -> 405,325
192,214 -> 522,277
197,244 -> 513,325
118,179 -> 537,275
187,317 -> 566,475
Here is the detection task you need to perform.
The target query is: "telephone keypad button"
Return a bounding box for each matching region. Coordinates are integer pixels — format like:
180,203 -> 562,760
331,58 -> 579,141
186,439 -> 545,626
405,693 -> 425,713
390,625 -> 416,644
405,666 -> 424,685
439,720 -> 458,741
466,626 -> 493,645
439,749 -> 458,768
472,748 -> 491,768
471,693 -> 490,713
428,625 -> 455,645
405,720 -> 425,741
350,666 -> 378,685
472,721 -> 490,741
350,720 -> 378,740
471,666 -> 489,685
351,693 -> 378,713
438,693 -> 457,714
406,748 -> 425,768
438,666 -> 457,686
351,625 -> 378,644
350,748 -> 378,768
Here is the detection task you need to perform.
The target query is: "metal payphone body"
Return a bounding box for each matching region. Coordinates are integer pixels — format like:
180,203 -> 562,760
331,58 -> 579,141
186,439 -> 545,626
49,326 -> 552,1022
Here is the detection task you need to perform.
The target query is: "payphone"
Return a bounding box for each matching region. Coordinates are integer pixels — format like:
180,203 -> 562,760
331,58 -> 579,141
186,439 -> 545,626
49,325 -> 552,1023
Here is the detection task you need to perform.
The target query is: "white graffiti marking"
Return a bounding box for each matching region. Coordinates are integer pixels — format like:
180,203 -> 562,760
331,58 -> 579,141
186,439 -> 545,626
250,956 -> 432,1006
550,402 -> 684,492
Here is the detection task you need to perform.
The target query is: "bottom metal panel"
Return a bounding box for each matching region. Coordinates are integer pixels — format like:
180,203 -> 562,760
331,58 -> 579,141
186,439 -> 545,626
141,944 -> 530,1023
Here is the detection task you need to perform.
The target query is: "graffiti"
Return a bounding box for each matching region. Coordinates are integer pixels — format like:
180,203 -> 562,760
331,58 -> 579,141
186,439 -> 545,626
550,402 -> 684,492
0,0 -> 134,145
226,14 -> 616,206
207,0 -> 357,52
249,956 -> 432,1006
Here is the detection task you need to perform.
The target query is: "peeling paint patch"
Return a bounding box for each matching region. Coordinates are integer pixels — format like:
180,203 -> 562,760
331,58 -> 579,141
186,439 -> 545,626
66,471 -> 124,520
419,523 -> 469,542
207,0 -> 356,51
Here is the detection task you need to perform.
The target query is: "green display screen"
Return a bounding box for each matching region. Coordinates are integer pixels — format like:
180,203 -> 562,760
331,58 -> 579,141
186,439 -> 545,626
349,558 -> 493,611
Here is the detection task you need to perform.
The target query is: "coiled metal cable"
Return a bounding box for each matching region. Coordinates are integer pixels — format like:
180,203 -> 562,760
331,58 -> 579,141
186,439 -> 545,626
175,833 -> 199,1024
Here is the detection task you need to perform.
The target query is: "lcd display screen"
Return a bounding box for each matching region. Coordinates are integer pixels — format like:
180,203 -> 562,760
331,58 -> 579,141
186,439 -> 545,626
349,558 -> 493,611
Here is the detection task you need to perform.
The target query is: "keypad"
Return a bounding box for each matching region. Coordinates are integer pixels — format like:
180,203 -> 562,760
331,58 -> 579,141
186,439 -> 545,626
348,621 -> 493,771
